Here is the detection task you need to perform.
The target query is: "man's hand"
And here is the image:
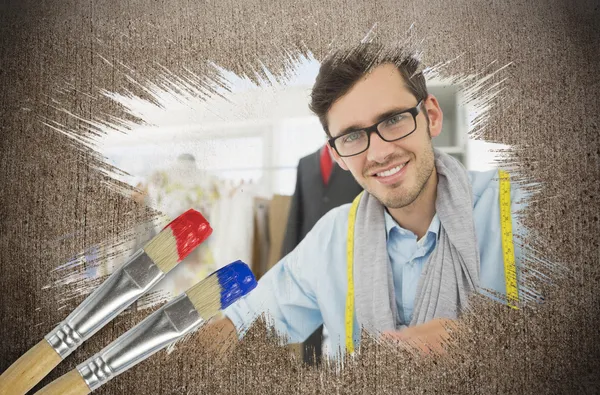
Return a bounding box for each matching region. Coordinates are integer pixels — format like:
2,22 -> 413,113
381,318 -> 457,356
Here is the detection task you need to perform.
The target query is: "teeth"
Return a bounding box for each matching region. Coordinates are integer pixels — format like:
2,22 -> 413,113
377,163 -> 406,177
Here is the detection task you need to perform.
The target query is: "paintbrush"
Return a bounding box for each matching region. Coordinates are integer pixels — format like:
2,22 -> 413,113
36,260 -> 256,395
0,209 -> 212,395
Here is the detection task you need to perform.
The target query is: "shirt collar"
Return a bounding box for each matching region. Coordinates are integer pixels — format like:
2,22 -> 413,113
384,210 -> 441,241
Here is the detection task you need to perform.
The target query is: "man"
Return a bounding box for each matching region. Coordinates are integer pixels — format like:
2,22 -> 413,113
282,145 -> 363,364
213,44 -> 527,358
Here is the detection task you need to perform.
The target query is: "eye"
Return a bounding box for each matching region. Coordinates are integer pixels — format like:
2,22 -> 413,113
384,113 -> 406,126
342,131 -> 363,143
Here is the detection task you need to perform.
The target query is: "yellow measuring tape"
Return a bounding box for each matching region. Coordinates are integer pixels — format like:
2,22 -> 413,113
499,170 -> 519,309
344,171 -> 519,353
345,191 -> 363,355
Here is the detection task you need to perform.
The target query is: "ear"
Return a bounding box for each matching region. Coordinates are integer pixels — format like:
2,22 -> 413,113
328,143 -> 349,171
423,94 -> 443,138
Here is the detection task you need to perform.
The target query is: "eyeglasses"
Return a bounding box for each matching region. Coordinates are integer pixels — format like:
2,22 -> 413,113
328,101 -> 423,157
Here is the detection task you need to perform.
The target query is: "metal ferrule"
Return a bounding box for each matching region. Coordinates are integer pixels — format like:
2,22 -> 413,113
45,249 -> 165,359
76,293 -> 204,391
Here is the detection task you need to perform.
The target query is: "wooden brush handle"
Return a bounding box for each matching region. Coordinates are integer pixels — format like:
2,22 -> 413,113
0,339 -> 62,395
35,369 -> 90,395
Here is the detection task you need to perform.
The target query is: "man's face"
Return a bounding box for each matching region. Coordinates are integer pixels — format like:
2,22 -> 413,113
327,63 -> 443,209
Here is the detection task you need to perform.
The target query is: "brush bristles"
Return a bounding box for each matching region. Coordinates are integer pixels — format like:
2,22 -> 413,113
143,227 -> 179,273
186,275 -> 222,320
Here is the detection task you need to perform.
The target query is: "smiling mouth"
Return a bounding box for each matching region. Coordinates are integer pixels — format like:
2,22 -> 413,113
373,161 -> 409,177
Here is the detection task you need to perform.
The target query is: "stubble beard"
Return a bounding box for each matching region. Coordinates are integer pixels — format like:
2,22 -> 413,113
363,141 -> 436,210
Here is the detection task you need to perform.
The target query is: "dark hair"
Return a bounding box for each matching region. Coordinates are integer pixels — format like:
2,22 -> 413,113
309,43 -> 429,137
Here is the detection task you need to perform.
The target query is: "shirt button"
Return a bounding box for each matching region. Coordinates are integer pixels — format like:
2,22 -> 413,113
323,196 -> 330,203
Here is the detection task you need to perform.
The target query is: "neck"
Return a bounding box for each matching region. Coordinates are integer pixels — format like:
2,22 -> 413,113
387,169 -> 438,240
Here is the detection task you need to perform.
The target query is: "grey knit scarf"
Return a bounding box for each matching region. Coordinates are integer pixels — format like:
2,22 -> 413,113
353,148 -> 480,333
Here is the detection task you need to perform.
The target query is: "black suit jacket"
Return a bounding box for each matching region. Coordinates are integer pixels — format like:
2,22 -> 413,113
281,147 -> 363,260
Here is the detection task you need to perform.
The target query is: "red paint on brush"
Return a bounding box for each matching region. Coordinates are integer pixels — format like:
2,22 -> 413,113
163,209 -> 213,262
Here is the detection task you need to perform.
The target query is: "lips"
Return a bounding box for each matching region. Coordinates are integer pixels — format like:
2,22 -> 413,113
372,161 -> 409,178
368,160 -> 411,186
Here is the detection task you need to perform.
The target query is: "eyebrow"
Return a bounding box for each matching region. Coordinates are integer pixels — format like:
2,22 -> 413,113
335,106 -> 414,137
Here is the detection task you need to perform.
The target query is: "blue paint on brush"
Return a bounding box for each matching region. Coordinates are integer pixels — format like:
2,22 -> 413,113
215,260 -> 257,309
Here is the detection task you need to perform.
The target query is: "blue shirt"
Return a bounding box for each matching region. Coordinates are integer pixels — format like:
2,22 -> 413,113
224,169 -> 529,357
387,212 -> 441,325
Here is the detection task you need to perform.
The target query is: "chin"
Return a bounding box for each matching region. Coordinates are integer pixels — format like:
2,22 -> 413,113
382,195 -> 410,209
369,188 -> 400,207
380,184 -> 420,208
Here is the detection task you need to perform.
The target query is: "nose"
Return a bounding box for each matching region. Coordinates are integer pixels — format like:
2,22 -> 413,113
366,132 -> 395,163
